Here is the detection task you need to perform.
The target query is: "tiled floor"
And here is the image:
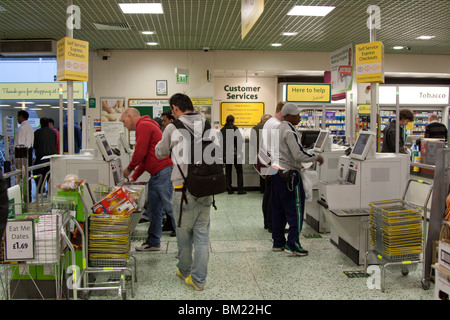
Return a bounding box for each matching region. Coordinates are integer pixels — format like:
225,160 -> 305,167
88,191 -> 435,300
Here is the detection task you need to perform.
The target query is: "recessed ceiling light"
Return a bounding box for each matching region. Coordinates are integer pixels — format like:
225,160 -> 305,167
146,42 -> 158,46
282,32 -> 298,36
271,43 -> 282,47
141,31 -> 155,35
119,3 -> 163,14
416,35 -> 435,40
287,5 -> 335,17
393,46 -> 404,50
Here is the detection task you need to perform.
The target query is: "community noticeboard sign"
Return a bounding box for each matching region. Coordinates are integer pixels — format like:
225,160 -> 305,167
220,101 -> 265,127
57,37 -> 89,82
355,41 -> 385,84
286,84 -> 331,103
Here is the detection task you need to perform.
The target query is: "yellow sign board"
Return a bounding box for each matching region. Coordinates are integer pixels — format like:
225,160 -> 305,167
286,84 -> 331,103
241,0 -> 264,40
355,41 -> 384,83
358,104 -> 371,114
0,82 -> 84,100
57,37 -> 89,81
220,101 -> 265,127
192,98 -> 212,106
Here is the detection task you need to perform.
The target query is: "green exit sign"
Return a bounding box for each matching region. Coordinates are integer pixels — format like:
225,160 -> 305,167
177,74 -> 188,84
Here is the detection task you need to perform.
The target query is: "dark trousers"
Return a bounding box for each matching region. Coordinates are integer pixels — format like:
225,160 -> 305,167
225,163 -> 244,192
262,177 -> 272,230
271,170 -> 306,250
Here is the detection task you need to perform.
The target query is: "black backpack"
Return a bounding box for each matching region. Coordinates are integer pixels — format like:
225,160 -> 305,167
172,119 -> 226,226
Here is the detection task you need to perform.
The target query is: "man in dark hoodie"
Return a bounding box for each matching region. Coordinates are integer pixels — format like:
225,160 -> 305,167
33,117 -> 57,192
120,108 -> 174,252
220,115 -> 246,194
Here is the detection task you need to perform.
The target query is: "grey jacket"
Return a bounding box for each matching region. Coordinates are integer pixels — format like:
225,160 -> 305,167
271,121 -> 318,171
155,112 -> 218,187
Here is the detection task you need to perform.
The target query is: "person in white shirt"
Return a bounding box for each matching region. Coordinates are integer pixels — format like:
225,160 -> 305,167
15,110 -> 34,148
258,101 -> 285,232
15,110 -> 34,201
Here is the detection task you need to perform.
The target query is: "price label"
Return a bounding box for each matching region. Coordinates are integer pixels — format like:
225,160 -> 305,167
5,219 -> 35,261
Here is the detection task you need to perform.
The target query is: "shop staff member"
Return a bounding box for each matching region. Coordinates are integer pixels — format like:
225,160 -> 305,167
120,108 -> 174,252
381,108 -> 414,154
15,110 -> 34,201
155,93 -> 214,291
270,103 -> 323,256
425,114 -> 447,140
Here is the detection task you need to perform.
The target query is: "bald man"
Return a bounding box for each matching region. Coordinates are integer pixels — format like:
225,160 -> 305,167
120,108 -> 175,251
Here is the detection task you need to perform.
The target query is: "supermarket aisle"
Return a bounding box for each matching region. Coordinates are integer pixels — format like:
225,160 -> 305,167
90,191 -> 434,300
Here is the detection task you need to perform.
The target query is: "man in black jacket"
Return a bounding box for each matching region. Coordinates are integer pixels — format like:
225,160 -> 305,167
381,109 -> 414,154
220,115 -> 246,194
425,114 -> 447,141
33,118 -> 57,193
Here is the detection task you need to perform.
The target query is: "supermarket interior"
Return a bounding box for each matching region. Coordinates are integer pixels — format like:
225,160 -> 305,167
0,0 -> 450,306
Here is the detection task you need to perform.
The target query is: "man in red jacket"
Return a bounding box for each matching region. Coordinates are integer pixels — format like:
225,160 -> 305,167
121,108 -> 174,251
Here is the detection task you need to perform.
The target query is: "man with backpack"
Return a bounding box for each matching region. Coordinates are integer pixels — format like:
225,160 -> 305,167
155,93 -> 225,291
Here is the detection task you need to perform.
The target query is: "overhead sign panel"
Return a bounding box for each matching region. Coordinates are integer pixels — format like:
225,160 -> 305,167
355,41 -> 384,83
57,37 -> 89,81
286,84 -> 331,103
241,0 -> 264,40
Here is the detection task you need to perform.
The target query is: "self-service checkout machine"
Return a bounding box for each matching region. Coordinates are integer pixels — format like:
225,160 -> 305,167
304,130 -> 347,233
318,130 -> 410,265
50,131 -> 127,197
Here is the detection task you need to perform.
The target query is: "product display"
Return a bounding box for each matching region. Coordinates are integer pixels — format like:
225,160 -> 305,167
92,185 -> 137,216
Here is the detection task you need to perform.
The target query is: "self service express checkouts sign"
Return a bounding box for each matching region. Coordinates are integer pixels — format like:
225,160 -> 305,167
355,41 -> 385,84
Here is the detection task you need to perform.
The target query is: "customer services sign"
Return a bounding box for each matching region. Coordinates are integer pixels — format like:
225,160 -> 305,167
355,41 -> 384,83
57,37 -> 89,82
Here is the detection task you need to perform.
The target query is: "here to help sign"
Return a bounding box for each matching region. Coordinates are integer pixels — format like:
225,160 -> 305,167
5,219 -> 35,261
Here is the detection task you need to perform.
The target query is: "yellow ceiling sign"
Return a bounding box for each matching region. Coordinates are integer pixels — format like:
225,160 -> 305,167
286,84 -> 331,103
220,101 -> 264,127
241,0 -> 264,40
57,37 -> 89,82
0,82 -> 84,100
355,41 -> 385,84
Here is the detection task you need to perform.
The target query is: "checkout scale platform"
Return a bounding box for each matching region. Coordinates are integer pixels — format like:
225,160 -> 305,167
304,130 -> 410,265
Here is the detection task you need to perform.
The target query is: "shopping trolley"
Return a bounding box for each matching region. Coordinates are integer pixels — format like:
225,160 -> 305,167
364,178 -> 433,292
1,200 -> 82,300
76,182 -> 143,300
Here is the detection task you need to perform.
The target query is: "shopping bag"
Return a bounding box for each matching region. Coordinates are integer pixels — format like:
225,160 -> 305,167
300,169 -> 318,202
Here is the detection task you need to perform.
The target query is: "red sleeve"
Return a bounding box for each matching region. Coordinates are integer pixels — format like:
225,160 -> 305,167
127,122 -> 152,171
131,164 -> 145,181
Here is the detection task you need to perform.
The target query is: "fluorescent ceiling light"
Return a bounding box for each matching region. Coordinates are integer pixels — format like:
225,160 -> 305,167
393,46 -> 404,50
51,106 -> 60,109
0,104 -> 11,107
119,3 -> 163,14
282,32 -> 298,36
416,35 -> 435,40
16,101 -> 34,104
146,42 -> 158,46
30,108 -> 42,111
287,6 -> 335,16
36,104 -> 51,107
141,31 -> 155,35
14,106 -> 25,109
271,43 -> 282,47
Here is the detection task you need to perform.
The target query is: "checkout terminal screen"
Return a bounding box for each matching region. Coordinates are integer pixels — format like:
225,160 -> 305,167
314,132 -> 328,149
352,133 -> 370,155
99,134 -> 113,156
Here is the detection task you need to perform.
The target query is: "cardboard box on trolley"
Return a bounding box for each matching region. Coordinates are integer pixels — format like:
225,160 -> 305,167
92,185 -> 137,216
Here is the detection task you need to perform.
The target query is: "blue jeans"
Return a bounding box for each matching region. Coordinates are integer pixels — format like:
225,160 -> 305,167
172,190 -> 212,286
145,166 -> 174,247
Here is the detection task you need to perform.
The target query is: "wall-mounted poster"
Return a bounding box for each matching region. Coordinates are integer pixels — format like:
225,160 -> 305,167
100,97 -> 126,146
156,80 -> 167,96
